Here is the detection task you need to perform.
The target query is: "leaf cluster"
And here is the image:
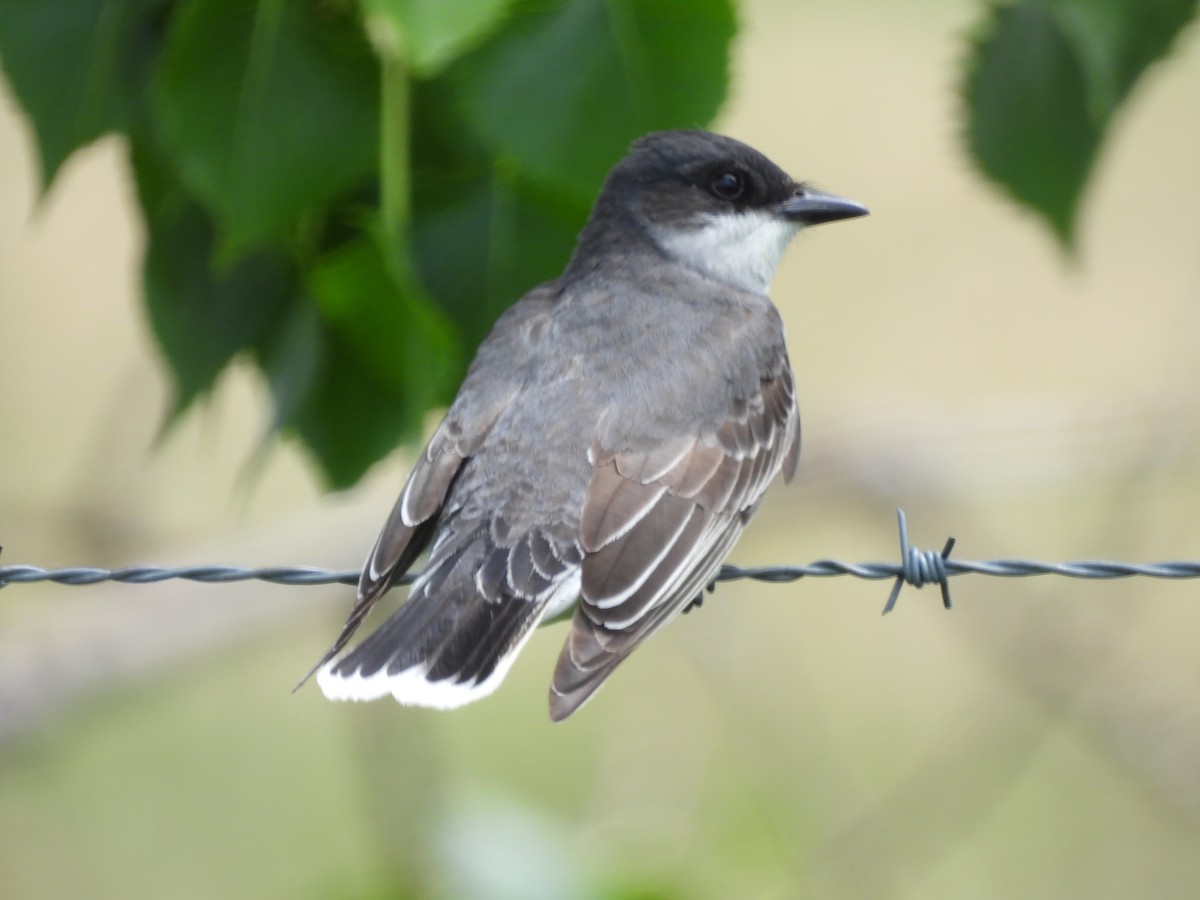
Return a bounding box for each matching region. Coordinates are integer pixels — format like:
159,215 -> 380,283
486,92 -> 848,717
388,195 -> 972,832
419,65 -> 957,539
0,0 -> 735,486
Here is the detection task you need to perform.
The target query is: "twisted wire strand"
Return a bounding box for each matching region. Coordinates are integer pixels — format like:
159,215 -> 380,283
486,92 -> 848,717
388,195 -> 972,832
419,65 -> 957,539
2,511 -> 1198,611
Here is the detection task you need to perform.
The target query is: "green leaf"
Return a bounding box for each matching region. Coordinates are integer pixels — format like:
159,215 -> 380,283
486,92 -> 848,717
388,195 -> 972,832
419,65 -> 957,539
293,331 -> 423,489
398,72 -> 587,348
256,300 -> 425,488
963,0 -> 1198,246
412,163 -> 588,350
254,296 -> 323,435
361,0 -> 511,75
450,0 -> 736,199
134,137 -> 296,414
0,0 -> 171,187
153,0 -> 379,254
964,4 -> 1093,244
308,233 -> 462,431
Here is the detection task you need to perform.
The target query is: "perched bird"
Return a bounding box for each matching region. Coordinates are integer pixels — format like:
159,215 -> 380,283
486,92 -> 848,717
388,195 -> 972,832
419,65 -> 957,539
302,130 -> 867,721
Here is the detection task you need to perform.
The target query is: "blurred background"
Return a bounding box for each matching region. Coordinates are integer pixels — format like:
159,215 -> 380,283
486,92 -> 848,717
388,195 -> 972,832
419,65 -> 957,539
2,0 -> 1200,896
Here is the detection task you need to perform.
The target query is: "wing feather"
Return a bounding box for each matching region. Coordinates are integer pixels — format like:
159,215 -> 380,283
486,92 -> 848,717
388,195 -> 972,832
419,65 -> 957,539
692,452 -> 743,511
665,441 -> 726,499
582,505 -> 711,629
579,465 -> 669,553
613,436 -> 694,483
581,490 -> 696,608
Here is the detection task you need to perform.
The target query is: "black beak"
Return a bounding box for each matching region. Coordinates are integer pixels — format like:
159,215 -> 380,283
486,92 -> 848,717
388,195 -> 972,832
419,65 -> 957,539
780,187 -> 869,225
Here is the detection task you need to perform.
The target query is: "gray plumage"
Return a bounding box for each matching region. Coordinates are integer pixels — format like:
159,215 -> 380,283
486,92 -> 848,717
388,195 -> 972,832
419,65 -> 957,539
303,130 -> 867,720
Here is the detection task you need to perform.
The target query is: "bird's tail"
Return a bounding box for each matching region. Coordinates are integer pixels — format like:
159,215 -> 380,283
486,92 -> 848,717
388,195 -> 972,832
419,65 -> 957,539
314,580 -> 547,709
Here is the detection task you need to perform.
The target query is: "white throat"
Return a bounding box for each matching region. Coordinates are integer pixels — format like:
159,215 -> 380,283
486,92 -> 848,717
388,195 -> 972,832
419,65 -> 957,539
653,210 -> 800,295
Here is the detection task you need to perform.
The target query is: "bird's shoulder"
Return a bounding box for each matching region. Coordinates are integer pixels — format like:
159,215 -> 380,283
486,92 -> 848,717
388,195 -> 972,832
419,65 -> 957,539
462,280 -> 560,381
437,280 -> 561,445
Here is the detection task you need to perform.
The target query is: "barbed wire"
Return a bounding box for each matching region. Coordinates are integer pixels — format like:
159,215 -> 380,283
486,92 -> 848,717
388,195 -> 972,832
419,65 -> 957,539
2,511 -> 1198,613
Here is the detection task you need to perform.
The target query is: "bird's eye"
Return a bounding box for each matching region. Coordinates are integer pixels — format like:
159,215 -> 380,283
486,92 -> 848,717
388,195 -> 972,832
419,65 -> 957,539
709,170 -> 745,201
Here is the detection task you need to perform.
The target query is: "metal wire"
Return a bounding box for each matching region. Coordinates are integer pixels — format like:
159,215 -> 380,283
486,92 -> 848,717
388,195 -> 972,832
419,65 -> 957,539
2,510 -> 1198,612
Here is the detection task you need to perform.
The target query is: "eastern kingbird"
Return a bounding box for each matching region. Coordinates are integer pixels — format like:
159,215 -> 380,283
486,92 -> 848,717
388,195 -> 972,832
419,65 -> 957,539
302,130 -> 867,721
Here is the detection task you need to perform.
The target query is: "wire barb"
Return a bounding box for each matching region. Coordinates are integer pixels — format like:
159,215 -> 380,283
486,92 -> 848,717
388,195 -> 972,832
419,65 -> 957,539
882,509 -> 955,615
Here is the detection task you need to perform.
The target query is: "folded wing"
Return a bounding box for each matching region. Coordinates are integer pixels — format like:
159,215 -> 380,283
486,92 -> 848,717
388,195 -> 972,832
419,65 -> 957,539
549,364 -> 800,720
